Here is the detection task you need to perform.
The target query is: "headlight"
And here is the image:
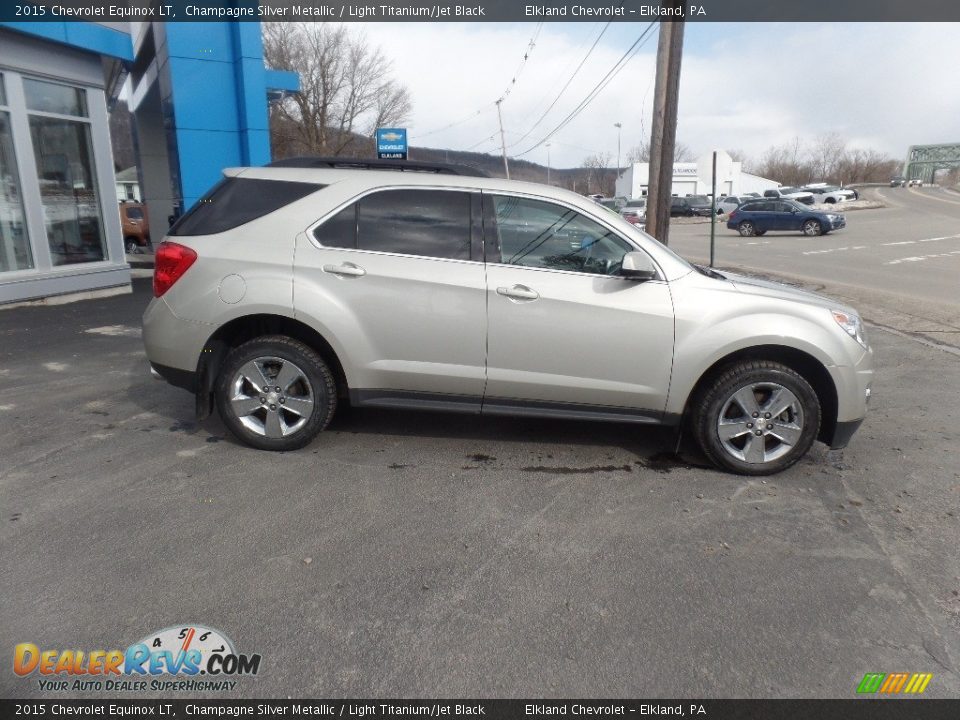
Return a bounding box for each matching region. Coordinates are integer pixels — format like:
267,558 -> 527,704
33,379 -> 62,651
832,309 -> 868,349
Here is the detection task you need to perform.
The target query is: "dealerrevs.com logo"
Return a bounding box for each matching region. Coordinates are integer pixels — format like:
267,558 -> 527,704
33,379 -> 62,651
14,624 -> 261,692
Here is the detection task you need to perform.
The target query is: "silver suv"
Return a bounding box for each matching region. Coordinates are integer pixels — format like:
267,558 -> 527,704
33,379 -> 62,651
143,158 -> 873,475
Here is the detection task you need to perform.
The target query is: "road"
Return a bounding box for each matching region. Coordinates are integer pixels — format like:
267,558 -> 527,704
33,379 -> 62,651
1,279 -> 959,699
668,186 -> 960,338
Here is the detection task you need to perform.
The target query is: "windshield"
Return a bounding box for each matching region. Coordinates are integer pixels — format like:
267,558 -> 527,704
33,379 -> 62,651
780,187 -> 799,194
689,195 -> 710,204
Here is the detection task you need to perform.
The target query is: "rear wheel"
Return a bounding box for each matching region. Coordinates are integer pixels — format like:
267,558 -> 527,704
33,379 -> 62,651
691,360 -> 820,475
738,221 -> 756,237
802,219 -> 823,236
125,237 -> 140,254
215,335 -> 337,451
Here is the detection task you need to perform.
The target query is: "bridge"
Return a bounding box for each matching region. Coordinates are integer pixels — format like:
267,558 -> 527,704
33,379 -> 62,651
905,142 -> 960,183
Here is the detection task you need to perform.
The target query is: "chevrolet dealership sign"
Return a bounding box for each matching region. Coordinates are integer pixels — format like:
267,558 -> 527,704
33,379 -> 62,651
377,128 -> 408,160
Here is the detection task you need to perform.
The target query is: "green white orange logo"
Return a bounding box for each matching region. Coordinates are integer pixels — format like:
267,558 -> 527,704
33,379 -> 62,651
857,672 -> 933,694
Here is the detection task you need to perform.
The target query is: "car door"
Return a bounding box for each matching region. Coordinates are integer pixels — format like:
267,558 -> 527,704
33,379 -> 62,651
482,193 -> 675,419
767,201 -> 794,230
294,188 -> 487,410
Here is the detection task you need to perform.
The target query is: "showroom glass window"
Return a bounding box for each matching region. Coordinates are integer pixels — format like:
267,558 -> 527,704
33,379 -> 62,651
24,77 -> 106,266
0,73 -> 33,272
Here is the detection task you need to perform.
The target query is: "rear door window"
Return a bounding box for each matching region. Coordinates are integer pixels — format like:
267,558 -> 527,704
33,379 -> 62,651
357,189 -> 471,260
169,177 -> 323,236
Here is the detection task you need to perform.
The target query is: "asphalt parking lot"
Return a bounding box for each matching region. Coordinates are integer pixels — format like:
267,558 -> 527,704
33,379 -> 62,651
1,276 -> 959,699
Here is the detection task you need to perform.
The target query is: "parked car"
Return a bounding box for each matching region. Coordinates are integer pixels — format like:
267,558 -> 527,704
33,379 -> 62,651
143,157 -> 872,475
670,196 -> 713,217
119,201 -> 150,253
802,185 -> 857,204
890,177 -> 906,187
715,196 -> 746,215
763,187 -> 815,205
727,199 -> 845,237
908,178 -> 922,187
741,192 -> 761,198
619,198 -> 646,225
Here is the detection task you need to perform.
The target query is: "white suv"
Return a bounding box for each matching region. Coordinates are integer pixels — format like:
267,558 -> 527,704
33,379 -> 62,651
144,158 -> 873,475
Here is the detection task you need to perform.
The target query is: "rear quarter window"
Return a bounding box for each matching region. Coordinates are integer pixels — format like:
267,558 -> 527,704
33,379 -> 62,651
169,177 -> 323,236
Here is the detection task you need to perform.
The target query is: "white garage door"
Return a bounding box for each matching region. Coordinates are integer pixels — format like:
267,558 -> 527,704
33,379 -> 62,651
671,180 -> 698,196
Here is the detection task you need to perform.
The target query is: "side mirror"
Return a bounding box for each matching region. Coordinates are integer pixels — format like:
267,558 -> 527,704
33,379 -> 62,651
621,251 -> 658,281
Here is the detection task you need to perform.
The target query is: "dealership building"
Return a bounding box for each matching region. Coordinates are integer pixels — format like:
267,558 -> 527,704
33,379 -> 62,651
0,20 -> 297,305
614,150 -> 780,199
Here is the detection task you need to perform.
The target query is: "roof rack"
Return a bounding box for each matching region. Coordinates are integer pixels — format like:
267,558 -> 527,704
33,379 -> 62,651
266,156 -> 489,178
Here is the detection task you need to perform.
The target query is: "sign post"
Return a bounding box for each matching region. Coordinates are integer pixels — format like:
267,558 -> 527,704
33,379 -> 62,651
710,150 -> 717,268
376,128 -> 408,160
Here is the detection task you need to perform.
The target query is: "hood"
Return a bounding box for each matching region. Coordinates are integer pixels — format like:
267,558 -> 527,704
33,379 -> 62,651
720,271 -> 856,314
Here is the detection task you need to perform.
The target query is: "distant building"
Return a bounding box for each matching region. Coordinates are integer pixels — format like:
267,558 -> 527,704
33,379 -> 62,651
115,167 -> 141,203
615,150 -> 780,199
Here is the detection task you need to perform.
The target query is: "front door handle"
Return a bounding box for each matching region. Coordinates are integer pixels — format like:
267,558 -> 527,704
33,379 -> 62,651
322,262 -> 366,277
497,284 -> 539,301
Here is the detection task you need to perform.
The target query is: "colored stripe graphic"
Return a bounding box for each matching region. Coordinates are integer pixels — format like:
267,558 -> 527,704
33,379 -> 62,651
857,673 -> 885,693
858,672 -> 932,694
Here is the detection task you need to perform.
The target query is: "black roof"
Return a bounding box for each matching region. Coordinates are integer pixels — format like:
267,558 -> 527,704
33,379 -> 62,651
266,156 -> 489,177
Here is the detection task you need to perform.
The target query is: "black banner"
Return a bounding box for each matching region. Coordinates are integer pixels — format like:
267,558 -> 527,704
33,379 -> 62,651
3,0 -> 960,23
3,700 -> 960,720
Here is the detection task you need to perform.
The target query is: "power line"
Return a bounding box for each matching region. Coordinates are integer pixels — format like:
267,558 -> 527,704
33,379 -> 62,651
496,22 -> 544,104
512,22 -> 658,159
409,106 -> 495,141
504,22 -> 612,150
410,22 -> 543,143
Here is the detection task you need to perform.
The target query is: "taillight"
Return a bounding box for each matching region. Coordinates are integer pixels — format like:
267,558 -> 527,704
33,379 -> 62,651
728,210 -> 738,221
153,241 -> 197,297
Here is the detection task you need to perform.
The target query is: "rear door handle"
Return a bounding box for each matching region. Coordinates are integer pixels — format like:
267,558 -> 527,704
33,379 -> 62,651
322,262 -> 366,277
496,284 -> 539,301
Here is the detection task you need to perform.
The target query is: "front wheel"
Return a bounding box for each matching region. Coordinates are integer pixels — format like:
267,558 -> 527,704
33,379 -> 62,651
738,221 -> 756,237
691,360 -> 821,475
802,219 -> 823,236
215,335 -> 337,451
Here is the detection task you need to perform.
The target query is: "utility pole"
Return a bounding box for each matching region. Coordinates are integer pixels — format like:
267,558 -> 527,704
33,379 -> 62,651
495,100 -> 510,179
645,16 -> 685,245
614,122 -> 622,182
546,143 -> 551,185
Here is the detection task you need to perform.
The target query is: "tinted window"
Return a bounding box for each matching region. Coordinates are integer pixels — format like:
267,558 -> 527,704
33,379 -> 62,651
313,203 -> 357,248
492,195 -> 632,276
356,189 -> 471,260
763,190 -> 777,198
774,202 -> 794,212
125,206 -> 144,220
170,178 -> 322,236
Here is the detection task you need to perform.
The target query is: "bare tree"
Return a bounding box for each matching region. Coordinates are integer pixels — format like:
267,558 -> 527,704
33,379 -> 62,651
263,23 -> 412,158
625,140 -> 693,165
807,132 -> 846,182
749,135 -> 900,185
582,152 -> 613,195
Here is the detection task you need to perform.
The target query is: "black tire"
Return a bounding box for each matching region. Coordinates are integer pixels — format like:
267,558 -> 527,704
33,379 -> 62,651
215,335 -> 337,451
802,219 -> 823,236
125,238 -> 140,254
738,221 -> 756,237
690,360 -> 821,476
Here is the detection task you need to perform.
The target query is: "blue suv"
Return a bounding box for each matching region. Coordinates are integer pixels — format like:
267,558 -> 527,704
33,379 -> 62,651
727,199 -> 846,237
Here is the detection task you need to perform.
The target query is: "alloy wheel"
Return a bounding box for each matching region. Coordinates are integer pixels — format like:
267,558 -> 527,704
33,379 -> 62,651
228,356 -> 315,438
716,382 -> 805,465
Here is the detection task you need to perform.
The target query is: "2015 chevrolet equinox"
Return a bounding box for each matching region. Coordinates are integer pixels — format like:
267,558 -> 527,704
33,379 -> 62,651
143,158 -> 873,475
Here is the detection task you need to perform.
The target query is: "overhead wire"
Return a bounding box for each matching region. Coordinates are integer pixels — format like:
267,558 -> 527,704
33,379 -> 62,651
511,22 -> 659,159
410,22 -> 544,143
504,21 -> 613,150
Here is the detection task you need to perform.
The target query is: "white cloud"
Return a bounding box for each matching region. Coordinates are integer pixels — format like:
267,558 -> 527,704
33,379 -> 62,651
356,22 -> 960,168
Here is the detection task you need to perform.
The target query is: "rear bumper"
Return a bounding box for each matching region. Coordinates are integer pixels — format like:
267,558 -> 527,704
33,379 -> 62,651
151,362 -> 198,393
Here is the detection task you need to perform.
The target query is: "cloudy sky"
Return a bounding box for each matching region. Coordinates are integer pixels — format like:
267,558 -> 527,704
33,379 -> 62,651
358,21 -> 960,168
